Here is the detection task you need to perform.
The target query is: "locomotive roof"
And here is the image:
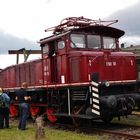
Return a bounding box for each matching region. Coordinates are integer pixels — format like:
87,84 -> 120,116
72,25 -> 125,38
39,25 -> 124,44
39,31 -> 70,44
39,17 -> 125,44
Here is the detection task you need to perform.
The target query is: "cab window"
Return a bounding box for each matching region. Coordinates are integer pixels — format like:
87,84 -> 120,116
43,44 -> 49,54
87,35 -> 101,49
70,34 -> 85,48
103,37 -> 116,49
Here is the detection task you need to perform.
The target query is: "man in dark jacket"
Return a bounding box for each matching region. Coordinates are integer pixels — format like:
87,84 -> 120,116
15,82 -> 31,130
0,88 -> 10,129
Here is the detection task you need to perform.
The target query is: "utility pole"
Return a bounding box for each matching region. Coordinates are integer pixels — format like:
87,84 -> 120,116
8,48 -> 41,64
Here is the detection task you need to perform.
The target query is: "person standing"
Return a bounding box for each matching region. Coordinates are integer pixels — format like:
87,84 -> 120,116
0,88 -> 4,129
15,82 -> 31,130
2,90 -> 10,128
0,88 -> 10,129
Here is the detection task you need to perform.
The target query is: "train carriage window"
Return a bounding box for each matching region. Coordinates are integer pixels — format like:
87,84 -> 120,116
58,40 -> 65,49
87,35 -> 101,49
70,34 -> 85,48
103,37 -> 116,49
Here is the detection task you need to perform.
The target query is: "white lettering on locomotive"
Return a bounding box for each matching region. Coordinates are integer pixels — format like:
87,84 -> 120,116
106,61 -> 116,66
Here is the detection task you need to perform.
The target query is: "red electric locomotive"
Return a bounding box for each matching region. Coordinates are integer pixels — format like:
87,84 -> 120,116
0,17 -> 140,124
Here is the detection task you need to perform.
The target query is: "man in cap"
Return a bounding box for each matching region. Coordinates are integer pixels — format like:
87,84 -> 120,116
15,82 -> 31,130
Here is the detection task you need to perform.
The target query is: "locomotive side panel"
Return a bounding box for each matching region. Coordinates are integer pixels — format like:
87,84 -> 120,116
25,63 -> 31,86
43,58 -> 52,85
3,59 -> 44,87
7,66 -> 16,88
103,52 -> 137,81
34,60 -> 43,86
88,55 -> 103,82
15,65 -> 20,87
0,67 -> 16,88
80,56 -> 89,82
15,64 -> 27,87
30,62 -> 35,85
0,69 -> 6,88
0,70 -> 3,87
69,56 -> 89,83
122,56 -> 137,80
57,54 -> 68,84
3,69 -> 9,88
28,59 -> 43,86
19,64 -> 26,85
69,57 -> 80,82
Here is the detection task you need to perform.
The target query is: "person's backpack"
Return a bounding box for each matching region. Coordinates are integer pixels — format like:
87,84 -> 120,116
0,94 -> 4,108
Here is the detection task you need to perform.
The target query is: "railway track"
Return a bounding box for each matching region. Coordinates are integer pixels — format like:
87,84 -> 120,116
45,119 -> 140,140
90,126 -> 140,140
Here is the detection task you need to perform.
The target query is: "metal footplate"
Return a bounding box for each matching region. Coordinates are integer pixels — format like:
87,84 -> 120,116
90,81 -> 100,116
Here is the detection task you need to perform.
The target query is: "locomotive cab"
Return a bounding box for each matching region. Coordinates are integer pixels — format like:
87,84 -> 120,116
68,31 -> 136,82
41,33 -> 69,84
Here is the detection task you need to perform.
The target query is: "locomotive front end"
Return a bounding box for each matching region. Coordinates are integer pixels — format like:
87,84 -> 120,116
88,50 -> 139,122
83,30 -> 140,122
68,21 -> 140,122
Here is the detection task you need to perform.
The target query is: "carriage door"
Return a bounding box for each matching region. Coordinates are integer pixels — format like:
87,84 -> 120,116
42,40 -> 66,84
56,40 -> 66,84
49,41 -> 58,83
42,42 -> 57,84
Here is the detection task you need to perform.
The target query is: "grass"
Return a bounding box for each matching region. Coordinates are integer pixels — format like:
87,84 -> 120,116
112,115 -> 140,126
1,115 -> 140,140
0,125 -> 35,140
0,119 -> 108,140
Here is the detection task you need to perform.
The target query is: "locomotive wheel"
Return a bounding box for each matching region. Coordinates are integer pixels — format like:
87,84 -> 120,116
46,108 -> 57,123
9,104 -> 18,117
30,106 -> 39,117
71,105 -> 82,127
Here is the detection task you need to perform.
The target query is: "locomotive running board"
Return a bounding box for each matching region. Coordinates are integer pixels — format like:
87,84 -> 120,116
51,113 -> 98,119
90,81 -> 100,116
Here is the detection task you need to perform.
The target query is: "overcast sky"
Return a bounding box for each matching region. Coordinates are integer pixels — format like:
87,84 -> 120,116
0,0 -> 140,68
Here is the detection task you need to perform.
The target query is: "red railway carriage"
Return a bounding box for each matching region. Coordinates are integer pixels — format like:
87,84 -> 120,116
1,17 -> 140,124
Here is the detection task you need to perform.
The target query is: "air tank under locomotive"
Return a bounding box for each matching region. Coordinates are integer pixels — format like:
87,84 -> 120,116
0,17 -> 140,124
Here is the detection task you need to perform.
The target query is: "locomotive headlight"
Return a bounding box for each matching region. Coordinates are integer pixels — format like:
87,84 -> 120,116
105,81 -> 110,87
